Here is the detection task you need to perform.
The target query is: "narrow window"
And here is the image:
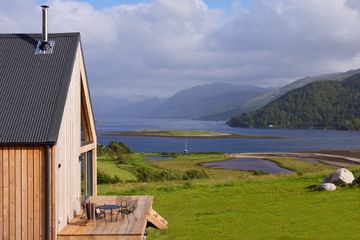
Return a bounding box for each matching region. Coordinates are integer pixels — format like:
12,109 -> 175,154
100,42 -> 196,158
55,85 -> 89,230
81,81 -> 93,146
80,150 -> 94,199
86,151 -> 93,196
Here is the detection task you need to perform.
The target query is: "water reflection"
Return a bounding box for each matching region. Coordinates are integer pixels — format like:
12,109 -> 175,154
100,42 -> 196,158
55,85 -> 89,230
201,158 -> 293,174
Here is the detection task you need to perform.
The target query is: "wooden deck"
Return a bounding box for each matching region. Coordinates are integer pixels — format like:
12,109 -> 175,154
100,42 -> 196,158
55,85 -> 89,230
58,196 -> 167,240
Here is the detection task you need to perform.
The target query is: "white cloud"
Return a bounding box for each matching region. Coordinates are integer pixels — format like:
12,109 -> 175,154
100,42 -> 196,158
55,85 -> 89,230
1,0 -> 360,98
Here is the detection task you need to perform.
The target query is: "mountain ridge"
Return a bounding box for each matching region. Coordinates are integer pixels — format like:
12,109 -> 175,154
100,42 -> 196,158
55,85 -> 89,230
228,73 -> 360,130
94,82 -> 269,120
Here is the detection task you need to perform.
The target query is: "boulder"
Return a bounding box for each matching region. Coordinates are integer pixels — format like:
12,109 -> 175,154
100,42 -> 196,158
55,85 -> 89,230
318,183 -> 336,191
323,168 -> 354,185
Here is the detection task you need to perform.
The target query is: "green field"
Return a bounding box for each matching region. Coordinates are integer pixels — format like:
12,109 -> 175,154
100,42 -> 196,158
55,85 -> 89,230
97,153 -> 360,240
97,155 -> 137,181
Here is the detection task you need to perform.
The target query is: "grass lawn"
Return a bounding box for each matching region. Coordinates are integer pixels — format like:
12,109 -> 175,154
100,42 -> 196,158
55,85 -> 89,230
97,155 -> 137,181
97,153 -> 360,240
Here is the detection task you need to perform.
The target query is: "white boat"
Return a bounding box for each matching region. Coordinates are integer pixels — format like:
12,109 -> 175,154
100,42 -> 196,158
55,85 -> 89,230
184,139 -> 189,154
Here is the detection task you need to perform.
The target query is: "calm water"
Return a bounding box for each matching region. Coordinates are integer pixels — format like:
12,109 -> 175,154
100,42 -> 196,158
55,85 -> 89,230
201,158 -> 293,174
96,118 -> 360,153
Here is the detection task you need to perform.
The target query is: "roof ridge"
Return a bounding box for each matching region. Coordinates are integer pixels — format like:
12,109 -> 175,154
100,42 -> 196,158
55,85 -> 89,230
0,32 -> 80,38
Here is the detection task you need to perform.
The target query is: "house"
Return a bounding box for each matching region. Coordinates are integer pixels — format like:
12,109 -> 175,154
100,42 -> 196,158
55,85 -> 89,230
0,5 -> 167,240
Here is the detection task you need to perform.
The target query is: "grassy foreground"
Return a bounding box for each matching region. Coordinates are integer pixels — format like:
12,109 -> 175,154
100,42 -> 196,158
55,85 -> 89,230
97,153 -> 360,240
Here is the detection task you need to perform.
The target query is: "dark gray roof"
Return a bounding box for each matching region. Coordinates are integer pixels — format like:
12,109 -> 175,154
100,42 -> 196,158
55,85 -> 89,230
0,33 -> 80,144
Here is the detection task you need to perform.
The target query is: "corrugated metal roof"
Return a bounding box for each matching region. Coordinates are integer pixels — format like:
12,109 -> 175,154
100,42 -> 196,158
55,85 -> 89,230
0,33 -> 80,144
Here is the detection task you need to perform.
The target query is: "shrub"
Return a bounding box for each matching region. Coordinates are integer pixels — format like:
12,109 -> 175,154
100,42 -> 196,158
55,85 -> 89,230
134,166 -> 151,182
98,141 -> 133,155
115,154 -> 129,165
134,166 -> 181,182
97,144 -> 104,155
112,175 -> 121,184
108,141 -> 133,154
182,170 -> 208,180
97,171 -> 122,184
97,170 -> 113,184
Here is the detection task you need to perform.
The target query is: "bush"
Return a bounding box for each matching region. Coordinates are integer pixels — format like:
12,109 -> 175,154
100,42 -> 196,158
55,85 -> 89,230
113,175 -> 121,184
182,170 -> 208,180
115,154 -> 129,165
108,141 -> 133,154
134,166 -> 181,182
98,141 -> 133,156
97,170 -> 113,184
97,170 -> 122,184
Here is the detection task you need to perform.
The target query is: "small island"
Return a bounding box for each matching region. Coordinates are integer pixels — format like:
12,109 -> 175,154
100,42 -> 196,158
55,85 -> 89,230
101,129 -> 280,139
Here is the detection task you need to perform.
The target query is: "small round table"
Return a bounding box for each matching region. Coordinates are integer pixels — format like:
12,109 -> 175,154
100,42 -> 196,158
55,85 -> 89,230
96,204 -> 121,222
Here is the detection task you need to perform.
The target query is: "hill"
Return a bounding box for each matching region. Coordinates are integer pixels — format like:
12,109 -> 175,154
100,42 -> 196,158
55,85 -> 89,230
97,82 -> 268,120
93,69 -> 360,121
91,95 -> 131,118
228,73 -> 360,130
246,68 -> 360,110
104,97 -> 164,119
155,82 -> 268,119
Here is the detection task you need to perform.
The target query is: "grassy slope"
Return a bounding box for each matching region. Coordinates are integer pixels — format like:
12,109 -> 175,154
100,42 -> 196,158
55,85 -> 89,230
97,155 -> 137,181
97,154 -> 360,240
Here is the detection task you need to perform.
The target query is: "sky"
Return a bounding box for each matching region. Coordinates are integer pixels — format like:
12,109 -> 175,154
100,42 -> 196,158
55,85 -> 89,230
2,0 -> 360,99
66,0 -> 251,11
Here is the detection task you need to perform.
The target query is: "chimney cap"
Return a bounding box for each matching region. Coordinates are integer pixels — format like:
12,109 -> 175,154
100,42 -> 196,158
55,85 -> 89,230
41,5 -> 49,8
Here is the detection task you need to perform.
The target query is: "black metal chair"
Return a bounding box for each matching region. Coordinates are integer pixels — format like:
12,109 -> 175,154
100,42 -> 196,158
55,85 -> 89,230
116,199 -> 128,210
118,199 -> 138,223
95,204 -> 106,222
116,199 -> 128,221
83,202 -> 105,224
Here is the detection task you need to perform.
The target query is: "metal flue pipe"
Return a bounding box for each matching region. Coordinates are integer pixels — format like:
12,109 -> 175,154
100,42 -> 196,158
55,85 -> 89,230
42,5 -> 49,43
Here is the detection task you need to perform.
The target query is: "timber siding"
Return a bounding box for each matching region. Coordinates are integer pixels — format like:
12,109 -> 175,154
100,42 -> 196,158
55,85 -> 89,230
0,145 -> 55,240
55,43 -> 87,234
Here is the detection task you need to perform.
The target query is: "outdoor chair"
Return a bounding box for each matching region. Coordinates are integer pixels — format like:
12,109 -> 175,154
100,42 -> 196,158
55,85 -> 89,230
118,199 -> 138,223
95,204 -> 106,221
84,202 -> 105,224
116,199 -> 128,220
116,199 -> 128,210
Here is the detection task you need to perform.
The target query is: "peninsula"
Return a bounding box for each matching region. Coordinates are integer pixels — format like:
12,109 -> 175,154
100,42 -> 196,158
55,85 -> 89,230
101,129 -> 280,139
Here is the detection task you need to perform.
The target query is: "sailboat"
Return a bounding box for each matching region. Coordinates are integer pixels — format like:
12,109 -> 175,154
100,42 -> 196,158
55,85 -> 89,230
184,139 -> 189,154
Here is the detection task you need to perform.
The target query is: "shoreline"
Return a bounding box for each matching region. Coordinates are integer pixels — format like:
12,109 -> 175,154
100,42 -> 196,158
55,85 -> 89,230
100,130 -> 281,139
227,152 -> 360,167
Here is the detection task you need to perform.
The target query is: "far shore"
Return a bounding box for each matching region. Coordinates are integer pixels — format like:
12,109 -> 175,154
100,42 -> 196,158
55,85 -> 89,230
100,129 -> 282,139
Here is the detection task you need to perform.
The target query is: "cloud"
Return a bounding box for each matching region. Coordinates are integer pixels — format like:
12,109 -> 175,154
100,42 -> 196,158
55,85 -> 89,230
1,0 -> 360,98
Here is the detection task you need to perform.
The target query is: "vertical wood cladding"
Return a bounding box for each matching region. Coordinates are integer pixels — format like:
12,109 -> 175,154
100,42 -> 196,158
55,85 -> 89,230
0,145 -> 52,240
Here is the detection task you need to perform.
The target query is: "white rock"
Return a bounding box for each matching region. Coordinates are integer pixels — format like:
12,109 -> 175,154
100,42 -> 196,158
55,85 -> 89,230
318,183 -> 336,191
323,168 -> 354,185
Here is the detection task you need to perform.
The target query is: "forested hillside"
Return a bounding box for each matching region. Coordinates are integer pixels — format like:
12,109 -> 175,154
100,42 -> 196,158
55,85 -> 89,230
228,74 -> 360,130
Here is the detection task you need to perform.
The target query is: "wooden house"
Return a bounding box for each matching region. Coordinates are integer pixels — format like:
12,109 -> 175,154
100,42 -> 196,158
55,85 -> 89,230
0,5 -> 167,240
